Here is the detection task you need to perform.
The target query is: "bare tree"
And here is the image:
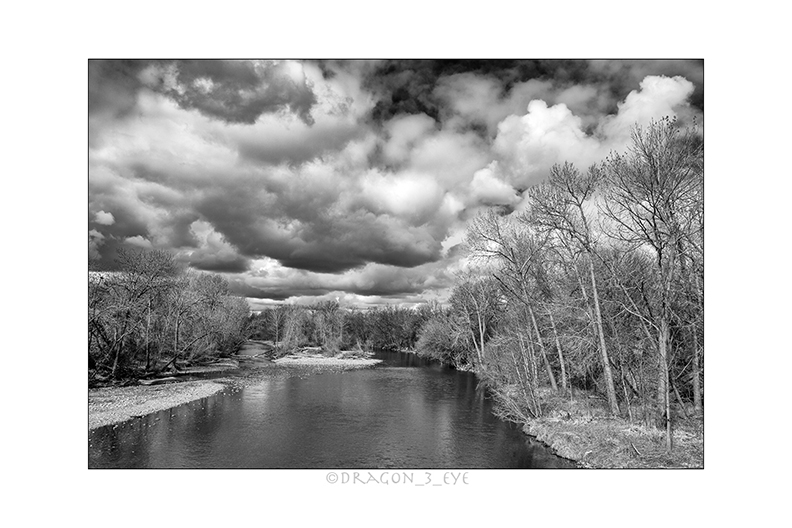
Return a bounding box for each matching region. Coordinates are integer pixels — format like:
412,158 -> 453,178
599,117 -> 703,450
466,211 -> 562,391
313,300 -> 344,355
524,163 -> 620,415
449,275 -> 502,369
89,248 -> 179,377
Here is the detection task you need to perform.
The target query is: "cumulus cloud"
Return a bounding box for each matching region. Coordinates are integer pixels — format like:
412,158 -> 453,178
178,220 -> 249,273
358,169 -> 445,223
407,129 -> 490,189
469,163 -> 520,205
587,59 -> 704,111
435,74 -> 555,134
94,210 -> 115,225
434,63 -> 702,138
124,235 -> 153,249
490,75 -> 700,187
600,75 -> 697,140
492,100 -> 602,186
382,113 -> 437,164
89,60 -> 703,306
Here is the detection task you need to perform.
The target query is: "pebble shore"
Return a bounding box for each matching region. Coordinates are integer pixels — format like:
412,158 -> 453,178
89,349 -> 382,430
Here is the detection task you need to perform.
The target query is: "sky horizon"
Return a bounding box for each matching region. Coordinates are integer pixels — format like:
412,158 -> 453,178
88,59 -> 703,311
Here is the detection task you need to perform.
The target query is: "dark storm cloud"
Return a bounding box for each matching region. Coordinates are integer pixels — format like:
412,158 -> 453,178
183,251 -> 250,273
362,60 -> 589,122
88,165 -> 201,256
89,59 -> 318,127
228,279 -> 335,301
588,59 -> 704,111
227,261 -> 451,301
87,199 -> 150,241
89,60 -> 150,146
276,216 -> 442,273
92,150 -> 442,274
159,211 -> 201,248
228,282 -> 295,301
360,59 -> 703,127
195,186 -> 443,273
144,60 -> 317,125
89,60 -> 146,118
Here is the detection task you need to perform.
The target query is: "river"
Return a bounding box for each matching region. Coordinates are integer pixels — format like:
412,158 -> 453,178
88,350 -> 576,468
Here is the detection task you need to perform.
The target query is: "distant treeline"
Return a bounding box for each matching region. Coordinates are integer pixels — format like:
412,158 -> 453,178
247,302 -> 434,356
89,249 -> 250,379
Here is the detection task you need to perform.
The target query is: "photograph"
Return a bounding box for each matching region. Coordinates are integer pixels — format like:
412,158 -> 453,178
87,59 -> 704,469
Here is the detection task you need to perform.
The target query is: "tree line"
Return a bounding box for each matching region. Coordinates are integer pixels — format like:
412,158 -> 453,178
89,249 -> 250,379
247,302 -> 434,356
415,117 -> 703,452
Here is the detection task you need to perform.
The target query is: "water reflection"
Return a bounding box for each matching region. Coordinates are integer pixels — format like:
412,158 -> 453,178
89,351 -> 576,469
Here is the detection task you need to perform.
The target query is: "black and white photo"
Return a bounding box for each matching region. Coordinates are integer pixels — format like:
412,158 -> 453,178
88,59 -> 704,469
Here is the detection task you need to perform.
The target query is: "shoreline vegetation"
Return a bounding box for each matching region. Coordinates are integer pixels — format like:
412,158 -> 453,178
514,389 -> 702,468
408,119 -> 704,468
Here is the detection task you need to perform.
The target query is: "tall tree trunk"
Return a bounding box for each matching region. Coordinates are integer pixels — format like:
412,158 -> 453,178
640,353 -> 649,427
692,327 -> 702,412
524,335 -> 541,417
589,257 -> 619,415
672,380 -> 689,419
692,271 -> 703,413
528,306 -> 557,391
173,316 -> 180,369
469,327 -> 482,368
111,328 -> 121,378
682,243 -> 703,414
659,316 -> 673,452
548,310 -> 568,391
111,311 -> 131,379
516,333 -> 532,388
510,338 -> 536,418
620,362 -> 633,422
145,297 -> 152,371
479,314 -> 486,366
523,331 -> 539,389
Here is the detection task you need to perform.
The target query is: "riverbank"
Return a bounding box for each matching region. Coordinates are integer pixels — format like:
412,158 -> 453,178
525,415 -> 703,468
274,351 -> 381,369
89,380 -> 227,429
513,389 -> 704,468
88,344 -> 382,430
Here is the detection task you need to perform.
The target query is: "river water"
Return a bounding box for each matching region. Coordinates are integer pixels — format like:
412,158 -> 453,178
88,350 -> 575,468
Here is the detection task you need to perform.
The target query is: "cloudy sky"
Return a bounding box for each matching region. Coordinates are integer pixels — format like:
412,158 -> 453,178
88,59 -> 703,311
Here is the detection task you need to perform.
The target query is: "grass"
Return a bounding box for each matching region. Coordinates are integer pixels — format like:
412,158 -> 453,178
512,388 -> 703,468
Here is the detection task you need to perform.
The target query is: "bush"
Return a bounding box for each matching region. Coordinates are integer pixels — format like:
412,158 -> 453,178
415,315 -> 471,368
